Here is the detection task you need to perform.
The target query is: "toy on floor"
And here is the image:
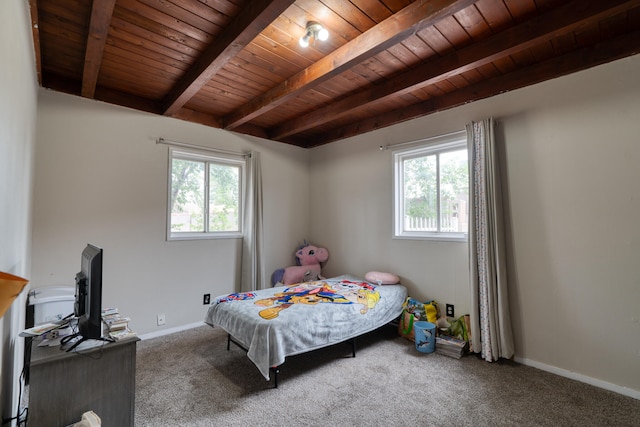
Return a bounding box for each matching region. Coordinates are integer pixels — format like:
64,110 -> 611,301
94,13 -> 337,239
270,242 -> 329,286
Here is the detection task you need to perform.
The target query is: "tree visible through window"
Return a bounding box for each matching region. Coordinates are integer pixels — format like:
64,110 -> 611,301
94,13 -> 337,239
394,131 -> 468,240
168,148 -> 244,239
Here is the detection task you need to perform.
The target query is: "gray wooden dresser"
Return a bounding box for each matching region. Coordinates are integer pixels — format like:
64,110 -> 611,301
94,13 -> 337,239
28,336 -> 139,427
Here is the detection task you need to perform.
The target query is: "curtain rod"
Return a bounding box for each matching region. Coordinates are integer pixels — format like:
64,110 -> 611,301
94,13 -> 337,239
156,137 -> 250,157
378,129 -> 466,151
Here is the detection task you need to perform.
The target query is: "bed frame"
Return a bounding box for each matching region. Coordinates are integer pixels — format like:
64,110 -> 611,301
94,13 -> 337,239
226,333 -> 356,388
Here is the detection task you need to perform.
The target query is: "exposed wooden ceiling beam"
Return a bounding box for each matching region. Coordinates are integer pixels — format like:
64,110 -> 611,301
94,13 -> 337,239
28,0 -> 42,86
162,0 -> 297,116
42,72 -> 163,114
93,85 -> 163,115
171,108 -> 222,128
82,0 -> 116,98
311,29 -> 640,146
271,0 -> 639,140
222,0 -> 477,131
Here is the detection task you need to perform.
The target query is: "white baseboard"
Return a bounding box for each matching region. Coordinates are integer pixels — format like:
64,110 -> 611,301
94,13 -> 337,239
138,321 -> 206,341
514,356 -> 640,400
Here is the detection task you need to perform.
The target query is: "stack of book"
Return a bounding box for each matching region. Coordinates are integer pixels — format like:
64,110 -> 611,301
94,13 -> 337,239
435,334 -> 467,359
101,308 -> 136,341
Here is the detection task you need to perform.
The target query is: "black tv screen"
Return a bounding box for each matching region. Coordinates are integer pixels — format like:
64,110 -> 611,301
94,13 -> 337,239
74,243 -> 103,340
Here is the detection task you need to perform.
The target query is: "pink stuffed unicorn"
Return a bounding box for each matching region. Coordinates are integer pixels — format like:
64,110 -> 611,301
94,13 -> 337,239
270,243 -> 329,286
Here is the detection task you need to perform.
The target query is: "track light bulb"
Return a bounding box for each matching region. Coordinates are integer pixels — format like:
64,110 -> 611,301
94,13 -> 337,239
299,33 -> 310,48
317,27 -> 329,41
299,21 -> 328,48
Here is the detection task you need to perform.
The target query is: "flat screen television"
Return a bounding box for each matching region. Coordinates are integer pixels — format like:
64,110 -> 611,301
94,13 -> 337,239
62,243 -> 104,350
75,243 -> 103,339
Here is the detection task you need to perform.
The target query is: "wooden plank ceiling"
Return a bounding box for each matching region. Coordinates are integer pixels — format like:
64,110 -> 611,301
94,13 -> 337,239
29,0 -> 640,148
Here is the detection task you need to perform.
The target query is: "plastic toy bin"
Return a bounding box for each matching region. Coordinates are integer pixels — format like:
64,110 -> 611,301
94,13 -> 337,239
26,286 -> 74,327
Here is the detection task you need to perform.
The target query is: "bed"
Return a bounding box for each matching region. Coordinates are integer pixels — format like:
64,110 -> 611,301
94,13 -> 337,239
204,275 -> 407,386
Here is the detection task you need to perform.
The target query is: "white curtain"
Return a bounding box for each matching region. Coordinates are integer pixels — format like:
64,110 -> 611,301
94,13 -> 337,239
240,151 -> 264,292
467,118 -> 514,362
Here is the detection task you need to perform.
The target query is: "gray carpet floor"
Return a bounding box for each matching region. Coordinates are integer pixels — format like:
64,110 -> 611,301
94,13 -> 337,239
135,325 -> 640,426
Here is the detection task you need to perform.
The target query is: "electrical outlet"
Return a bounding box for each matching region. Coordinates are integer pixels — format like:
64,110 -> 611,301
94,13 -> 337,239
157,313 -> 166,326
203,293 -> 211,305
446,304 -> 455,317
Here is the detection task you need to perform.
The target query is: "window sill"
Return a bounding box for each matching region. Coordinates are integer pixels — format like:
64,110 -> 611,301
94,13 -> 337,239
167,232 -> 242,241
393,233 -> 468,243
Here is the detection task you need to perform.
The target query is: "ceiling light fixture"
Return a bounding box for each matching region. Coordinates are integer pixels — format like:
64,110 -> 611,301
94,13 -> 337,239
299,21 -> 329,48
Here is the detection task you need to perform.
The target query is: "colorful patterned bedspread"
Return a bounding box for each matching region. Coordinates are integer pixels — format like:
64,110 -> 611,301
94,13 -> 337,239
204,276 -> 407,380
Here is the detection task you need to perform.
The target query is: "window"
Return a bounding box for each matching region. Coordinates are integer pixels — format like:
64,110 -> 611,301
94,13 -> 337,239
168,147 -> 245,240
393,131 -> 468,241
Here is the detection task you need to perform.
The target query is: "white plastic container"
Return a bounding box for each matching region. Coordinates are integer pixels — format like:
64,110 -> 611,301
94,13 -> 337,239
28,286 -> 75,325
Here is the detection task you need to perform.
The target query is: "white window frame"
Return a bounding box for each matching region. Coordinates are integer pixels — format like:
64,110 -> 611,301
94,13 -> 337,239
167,147 -> 246,241
393,130 -> 468,242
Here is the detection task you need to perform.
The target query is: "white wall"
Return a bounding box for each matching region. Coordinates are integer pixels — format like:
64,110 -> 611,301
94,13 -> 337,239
501,69 -> 640,396
308,134 -> 470,314
310,55 -> 640,397
0,0 -> 38,421
33,91 -> 310,335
